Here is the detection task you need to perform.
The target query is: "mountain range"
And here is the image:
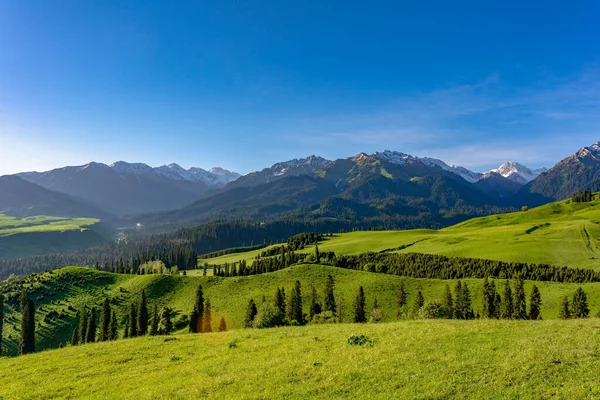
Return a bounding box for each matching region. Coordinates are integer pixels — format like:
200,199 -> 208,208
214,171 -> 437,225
4,141 -> 600,233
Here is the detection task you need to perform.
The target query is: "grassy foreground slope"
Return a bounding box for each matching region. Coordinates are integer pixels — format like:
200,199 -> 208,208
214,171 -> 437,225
3,265 -> 600,356
2,319 -> 600,399
201,198 -> 600,270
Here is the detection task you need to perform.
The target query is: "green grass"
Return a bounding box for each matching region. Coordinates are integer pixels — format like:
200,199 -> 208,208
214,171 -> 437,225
0,213 -> 99,237
3,264 -> 600,356
2,319 -> 600,399
201,198 -> 600,270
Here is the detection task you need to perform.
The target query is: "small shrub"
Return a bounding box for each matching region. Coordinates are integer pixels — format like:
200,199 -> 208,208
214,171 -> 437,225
228,340 -> 238,349
347,334 -> 373,346
521,206 -> 529,212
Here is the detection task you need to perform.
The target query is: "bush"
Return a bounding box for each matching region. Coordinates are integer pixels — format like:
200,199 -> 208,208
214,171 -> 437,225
347,334 -> 373,346
417,301 -> 452,319
521,206 -> 529,212
254,302 -> 287,329
311,311 -> 339,324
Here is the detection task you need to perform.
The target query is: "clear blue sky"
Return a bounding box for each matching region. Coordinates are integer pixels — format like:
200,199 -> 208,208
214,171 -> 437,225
1,0 -> 599,175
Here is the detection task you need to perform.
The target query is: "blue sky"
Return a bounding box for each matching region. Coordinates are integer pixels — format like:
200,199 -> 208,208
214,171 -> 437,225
1,0 -> 599,175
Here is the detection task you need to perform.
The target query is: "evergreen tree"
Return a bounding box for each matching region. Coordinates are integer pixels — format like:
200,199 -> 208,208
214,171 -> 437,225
129,303 -> 138,337
528,285 -> 542,320
109,310 -> 118,340
159,307 -> 173,335
559,296 -> 571,319
309,285 -> 322,320
512,276 -> 527,320
0,293 -> 4,355
218,317 -> 227,332
86,307 -> 97,343
397,280 -> 408,318
412,291 -> 425,317
286,289 -> 294,321
454,281 -> 473,320
500,280 -> 513,319
189,284 -> 204,333
19,298 -> 35,355
244,299 -> 258,328
275,287 -> 286,315
481,277 -> 496,319
315,244 -> 321,263
78,310 -> 88,344
323,275 -> 336,314
353,286 -> 367,323
442,284 -> 453,318
71,327 -> 78,346
572,287 -> 590,318
202,299 -> 212,333
124,319 -> 130,338
291,280 -> 303,324
150,304 -> 159,336
370,298 -> 382,323
137,290 -> 149,336
99,298 -> 111,342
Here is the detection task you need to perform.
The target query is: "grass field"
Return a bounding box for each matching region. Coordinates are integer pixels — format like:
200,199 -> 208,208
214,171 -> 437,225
200,198 -> 600,270
2,318 -> 600,399
0,213 -> 99,237
2,264 -> 600,356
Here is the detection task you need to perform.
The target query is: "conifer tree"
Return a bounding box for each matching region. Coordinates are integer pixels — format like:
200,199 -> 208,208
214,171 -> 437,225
528,285 -> 542,320
0,293 -> 4,355
323,275 -> 336,314
218,317 -> 227,332
353,286 -> 367,323
500,281 -> 513,319
109,310 -> 118,340
244,299 -> 258,328
572,287 -> 590,318
19,299 -> 35,355
129,303 -> 138,337
453,281 -> 463,319
86,307 -> 97,343
189,284 -> 204,333
442,284 -> 453,318
286,289 -> 294,321
559,296 -> 571,319
159,307 -> 173,335
99,298 -> 111,342
78,310 -> 88,344
150,304 -> 159,336
315,244 -> 321,263
412,291 -> 425,317
397,280 -> 408,318
203,299 -> 212,333
71,327 -> 78,346
137,290 -> 149,336
309,285 -> 322,320
124,319 -> 130,338
291,280 -> 303,324
512,276 -> 527,320
481,278 -> 498,319
275,287 -> 286,315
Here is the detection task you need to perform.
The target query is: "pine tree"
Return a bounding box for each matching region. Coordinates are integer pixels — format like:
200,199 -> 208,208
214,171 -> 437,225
323,275 -> 336,314
159,307 -> 173,335
442,284 -> 453,318
453,281 -> 463,319
275,287 -> 286,315
124,319 -> 130,338
397,281 -> 408,318
315,244 -> 321,263
559,296 -> 571,319
309,285 -> 322,320
78,310 -> 88,344
86,307 -> 97,343
150,304 -> 159,336
189,284 -> 204,333
109,310 -> 118,340
244,299 -> 258,328
129,303 -> 138,337
353,286 -> 366,323
19,298 -> 35,355
528,285 -> 542,320
291,280 -> 303,324
137,290 -> 149,336
71,327 -> 78,346
572,287 -> 590,318
218,317 -> 227,332
500,280 -> 513,319
99,298 -> 111,342
412,291 -> 425,317
0,293 -> 4,355
512,276 -> 527,320
202,299 -> 212,333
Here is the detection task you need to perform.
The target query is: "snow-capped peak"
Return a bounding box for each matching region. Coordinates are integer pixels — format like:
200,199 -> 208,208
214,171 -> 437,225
270,155 -> 331,176
489,161 -> 546,185
110,161 -> 154,175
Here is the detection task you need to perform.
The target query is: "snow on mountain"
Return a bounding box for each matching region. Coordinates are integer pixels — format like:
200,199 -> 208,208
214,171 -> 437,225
270,155 -> 331,176
109,161 -> 154,175
490,162 -> 547,185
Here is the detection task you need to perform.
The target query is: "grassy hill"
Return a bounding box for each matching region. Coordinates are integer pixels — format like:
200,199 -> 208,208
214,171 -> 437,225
2,319 -> 600,399
2,264 -> 600,356
0,213 -> 103,258
200,197 -> 600,270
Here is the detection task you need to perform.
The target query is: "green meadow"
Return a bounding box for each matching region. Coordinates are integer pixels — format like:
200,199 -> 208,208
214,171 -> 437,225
0,213 -> 99,237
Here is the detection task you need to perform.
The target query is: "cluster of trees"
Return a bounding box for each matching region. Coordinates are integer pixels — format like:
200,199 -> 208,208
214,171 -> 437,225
199,244 -> 268,259
335,252 -> 600,284
560,287 -> 591,319
213,249 -> 307,277
287,232 -> 325,250
572,190 -> 594,203
188,285 -> 227,333
479,277 -> 541,320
